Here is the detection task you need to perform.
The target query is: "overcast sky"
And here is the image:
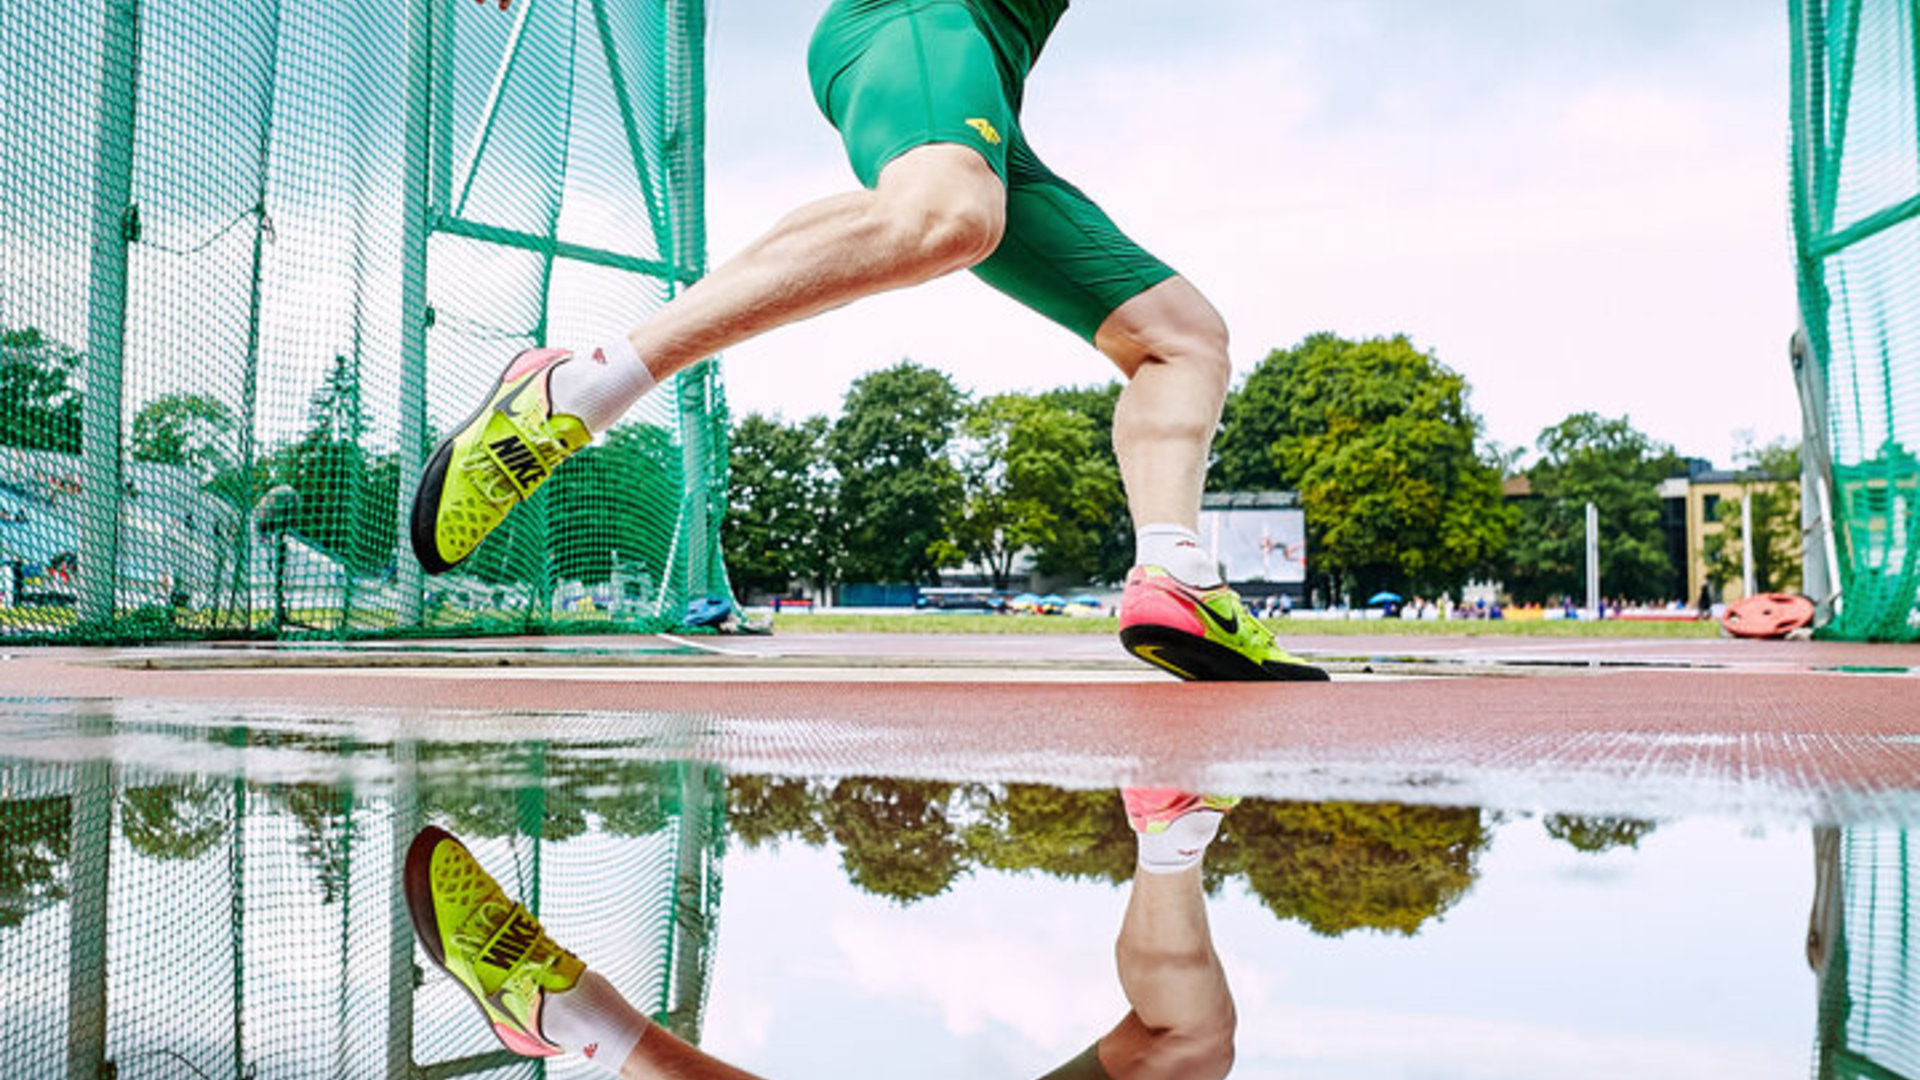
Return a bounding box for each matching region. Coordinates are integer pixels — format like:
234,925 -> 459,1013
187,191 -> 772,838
699,0 -> 1798,467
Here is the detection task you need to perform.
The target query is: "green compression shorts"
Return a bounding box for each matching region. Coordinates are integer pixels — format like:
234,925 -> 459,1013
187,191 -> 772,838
807,0 -> 1178,343
1035,1043 -> 1114,1080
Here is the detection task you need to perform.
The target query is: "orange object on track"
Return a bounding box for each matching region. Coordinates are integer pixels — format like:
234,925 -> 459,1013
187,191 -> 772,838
1723,593 -> 1816,639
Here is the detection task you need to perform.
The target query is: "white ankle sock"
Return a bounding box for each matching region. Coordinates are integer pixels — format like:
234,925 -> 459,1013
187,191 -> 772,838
546,337 -> 657,433
541,970 -> 650,1074
1135,524 -> 1222,587
1137,809 -> 1226,874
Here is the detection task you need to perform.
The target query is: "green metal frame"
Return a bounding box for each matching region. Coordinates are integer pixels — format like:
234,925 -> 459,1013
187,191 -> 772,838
1789,0 -> 1920,641
390,0 -> 719,628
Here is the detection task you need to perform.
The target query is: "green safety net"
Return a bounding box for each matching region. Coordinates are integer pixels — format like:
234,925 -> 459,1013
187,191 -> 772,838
1791,0 -> 1920,641
0,0 -> 732,641
0,705 -> 728,1080
1814,827 -> 1920,1079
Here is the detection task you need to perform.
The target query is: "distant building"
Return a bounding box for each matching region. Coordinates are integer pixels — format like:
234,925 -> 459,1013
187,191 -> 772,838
1658,465 -> 1800,606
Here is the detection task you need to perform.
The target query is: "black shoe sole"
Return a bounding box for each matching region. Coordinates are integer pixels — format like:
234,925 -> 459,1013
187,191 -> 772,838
1120,624 -> 1331,682
404,826 -> 544,1055
403,825 -> 457,970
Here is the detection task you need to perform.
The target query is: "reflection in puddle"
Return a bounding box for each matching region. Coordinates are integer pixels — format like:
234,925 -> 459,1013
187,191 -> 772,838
0,709 -> 1905,1078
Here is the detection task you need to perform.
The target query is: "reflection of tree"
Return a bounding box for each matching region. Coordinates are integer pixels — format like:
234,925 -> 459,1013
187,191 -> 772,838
727,775 -> 828,849
1544,815 -> 1657,854
1216,800 -> 1488,937
121,781 -> 230,862
0,795 -> 70,927
965,785 -> 1133,885
825,778 -> 967,903
281,784 -> 353,905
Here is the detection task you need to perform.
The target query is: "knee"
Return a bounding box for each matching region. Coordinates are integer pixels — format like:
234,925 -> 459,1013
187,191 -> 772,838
894,195 -> 1004,274
1101,284 -> 1232,389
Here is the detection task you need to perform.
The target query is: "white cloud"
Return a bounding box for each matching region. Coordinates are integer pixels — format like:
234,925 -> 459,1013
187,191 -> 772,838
702,4 -> 1800,464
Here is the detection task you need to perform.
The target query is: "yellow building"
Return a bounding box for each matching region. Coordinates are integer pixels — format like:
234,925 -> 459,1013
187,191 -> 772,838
1659,472 -> 1801,606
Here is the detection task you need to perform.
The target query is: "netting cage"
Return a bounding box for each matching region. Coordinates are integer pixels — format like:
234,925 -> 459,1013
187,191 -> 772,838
0,704 -> 729,1080
1791,0 -> 1920,641
0,0 -> 733,642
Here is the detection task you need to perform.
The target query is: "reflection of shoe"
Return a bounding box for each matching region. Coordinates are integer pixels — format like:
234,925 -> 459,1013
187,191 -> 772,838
404,826 -> 586,1057
1124,787 -> 1240,834
409,348 -> 592,574
1118,566 -> 1329,682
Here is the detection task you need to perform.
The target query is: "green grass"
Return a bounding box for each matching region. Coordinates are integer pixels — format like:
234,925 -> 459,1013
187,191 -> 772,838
771,613 -> 1725,638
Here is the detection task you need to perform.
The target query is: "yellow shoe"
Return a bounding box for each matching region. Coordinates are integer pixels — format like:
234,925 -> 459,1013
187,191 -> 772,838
1118,565 -> 1329,681
403,826 -> 586,1057
409,348 -> 591,574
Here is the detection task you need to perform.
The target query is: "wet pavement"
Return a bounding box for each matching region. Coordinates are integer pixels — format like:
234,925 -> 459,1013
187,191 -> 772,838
0,700 -> 1912,1079
4,634 -> 1919,1077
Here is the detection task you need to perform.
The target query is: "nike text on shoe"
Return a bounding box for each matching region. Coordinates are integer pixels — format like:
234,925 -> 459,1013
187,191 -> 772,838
409,348 -> 592,574
1118,565 -> 1330,682
403,826 -> 587,1057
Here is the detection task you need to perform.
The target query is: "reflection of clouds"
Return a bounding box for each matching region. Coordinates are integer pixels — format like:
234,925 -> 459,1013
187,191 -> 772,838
829,905 -> 1115,1047
1235,1006 -> 1796,1079
708,5 -> 1797,465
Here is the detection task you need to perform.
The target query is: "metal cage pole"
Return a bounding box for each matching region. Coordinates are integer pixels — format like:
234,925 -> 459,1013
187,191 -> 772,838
394,0 -> 437,628
80,0 -> 144,626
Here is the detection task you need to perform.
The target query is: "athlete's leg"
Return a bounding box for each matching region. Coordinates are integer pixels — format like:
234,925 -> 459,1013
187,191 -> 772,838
405,827 -> 772,1080
1094,278 -> 1231,535
1091,791 -> 1236,1080
633,145 -> 1003,382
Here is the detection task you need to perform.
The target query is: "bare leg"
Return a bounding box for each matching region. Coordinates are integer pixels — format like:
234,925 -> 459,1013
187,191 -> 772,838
626,144 -> 1004,384
1095,865 -> 1236,1080
608,1024 -> 770,1080
1095,277 -> 1232,532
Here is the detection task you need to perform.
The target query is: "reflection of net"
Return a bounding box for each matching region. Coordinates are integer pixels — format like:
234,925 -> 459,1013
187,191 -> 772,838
1815,827 -> 1920,1079
0,724 -> 724,1080
1792,0 -> 1920,640
0,0 -> 730,641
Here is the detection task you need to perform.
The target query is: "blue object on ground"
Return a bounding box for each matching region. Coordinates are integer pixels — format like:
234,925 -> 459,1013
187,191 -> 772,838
683,596 -> 733,629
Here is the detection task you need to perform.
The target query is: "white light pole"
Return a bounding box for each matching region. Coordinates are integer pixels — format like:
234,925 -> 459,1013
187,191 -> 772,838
1741,489 -> 1757,599
1585,501 -> 1601,619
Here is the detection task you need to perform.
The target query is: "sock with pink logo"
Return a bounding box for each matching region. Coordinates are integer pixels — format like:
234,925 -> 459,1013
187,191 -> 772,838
1135,809 -> 1227,875
540,970 -> 650,1074
545,336 -> 657,433
1135,524 -> 1223,588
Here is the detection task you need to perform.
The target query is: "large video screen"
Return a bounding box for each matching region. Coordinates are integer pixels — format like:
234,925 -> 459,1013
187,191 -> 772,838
1198,506 -> 1307,584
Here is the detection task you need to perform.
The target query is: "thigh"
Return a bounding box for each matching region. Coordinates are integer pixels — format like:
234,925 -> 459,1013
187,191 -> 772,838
808,0 -> 1015,186
970,134 -> 1179,344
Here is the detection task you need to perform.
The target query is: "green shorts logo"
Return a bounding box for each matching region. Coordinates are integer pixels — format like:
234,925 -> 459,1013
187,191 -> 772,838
965,117 -> 1002,145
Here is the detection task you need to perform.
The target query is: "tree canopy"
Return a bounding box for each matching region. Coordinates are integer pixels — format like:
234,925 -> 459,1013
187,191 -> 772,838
1505,413 -> 1682,603
1213,333 -> 1512,601
829,362 -> 967,584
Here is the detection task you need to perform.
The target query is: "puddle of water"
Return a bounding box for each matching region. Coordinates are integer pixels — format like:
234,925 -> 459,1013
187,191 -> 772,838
0,702 -> 1911,1079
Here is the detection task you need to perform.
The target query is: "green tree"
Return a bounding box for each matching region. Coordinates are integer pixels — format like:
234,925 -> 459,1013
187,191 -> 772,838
1037,383 -> 1134,583
130,393 -> 238,477
1213,333 -> 1512,601
1214,800 -> 1488,937
547,423 -> 684,588
0,327 -> 84,453
724,413 -> 837,598
258,353 -> 402,573
1507,413 -> 1682,603
829,362 -> 966,584
1703,439 -> 1803,595
954,394 -> 1121,589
